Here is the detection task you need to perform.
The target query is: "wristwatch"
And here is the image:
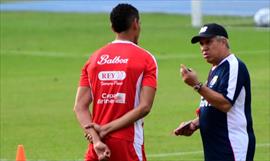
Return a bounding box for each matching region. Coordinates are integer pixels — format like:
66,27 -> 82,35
193,82 -> 203,92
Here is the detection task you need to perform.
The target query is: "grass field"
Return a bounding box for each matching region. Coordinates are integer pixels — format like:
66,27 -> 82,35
0,12 -> 269,160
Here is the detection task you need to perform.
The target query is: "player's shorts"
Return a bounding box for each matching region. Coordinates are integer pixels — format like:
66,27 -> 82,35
85,137 -> 147,161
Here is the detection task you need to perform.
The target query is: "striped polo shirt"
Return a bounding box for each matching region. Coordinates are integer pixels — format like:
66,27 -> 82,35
199,54 -> 256,161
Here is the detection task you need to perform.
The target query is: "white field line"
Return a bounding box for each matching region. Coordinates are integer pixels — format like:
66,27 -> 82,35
256,143 -> 270,147
0,50 -> 89,58
0,49 -> 269,60
148,150 -> 203,158
148,143 -> 270,158
0,143 -> 269,160
155,49 -> 269,60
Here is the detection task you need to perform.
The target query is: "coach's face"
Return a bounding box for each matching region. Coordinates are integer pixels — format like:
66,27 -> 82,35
199,37 -> 225,66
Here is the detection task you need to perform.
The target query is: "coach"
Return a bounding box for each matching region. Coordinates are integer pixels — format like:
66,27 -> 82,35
174,23 -> 256,161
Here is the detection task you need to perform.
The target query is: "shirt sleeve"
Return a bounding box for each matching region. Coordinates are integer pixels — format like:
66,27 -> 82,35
218,61 -> 244,106
228,63 -> 249,105
218,70 -> 234,105
79,60 -> 90,87
142,54 -> 158,89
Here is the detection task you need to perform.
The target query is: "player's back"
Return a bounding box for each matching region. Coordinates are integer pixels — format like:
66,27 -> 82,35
85,40 -> 157,142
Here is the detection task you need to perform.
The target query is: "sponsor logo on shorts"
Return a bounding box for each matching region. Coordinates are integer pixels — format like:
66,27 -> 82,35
97,55 -> 129,65
97,93 -> 126,104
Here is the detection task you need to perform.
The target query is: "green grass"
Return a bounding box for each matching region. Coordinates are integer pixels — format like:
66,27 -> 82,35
0,0 -> 27,3
1,12 -> 269,160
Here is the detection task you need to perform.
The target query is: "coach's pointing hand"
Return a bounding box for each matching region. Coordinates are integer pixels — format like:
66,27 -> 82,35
180,64 -> 200,87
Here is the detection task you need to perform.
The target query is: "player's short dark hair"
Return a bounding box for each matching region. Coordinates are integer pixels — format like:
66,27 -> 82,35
110,4 -> 139,33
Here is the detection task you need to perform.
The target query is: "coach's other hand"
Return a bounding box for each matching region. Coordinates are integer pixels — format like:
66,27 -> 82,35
174,120 -> 199,136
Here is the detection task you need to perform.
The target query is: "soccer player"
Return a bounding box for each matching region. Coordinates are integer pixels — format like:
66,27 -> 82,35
74,3 -> 158,161
174,23 -> 256,161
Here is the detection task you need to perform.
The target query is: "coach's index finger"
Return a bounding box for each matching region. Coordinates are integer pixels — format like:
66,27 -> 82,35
180,64 -> 188,75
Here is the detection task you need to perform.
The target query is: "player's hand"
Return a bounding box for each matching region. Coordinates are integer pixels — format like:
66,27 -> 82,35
89,123 -> 108,139
85,123 -> 108,139
180,64 -> 199,87
93,141 -> 111,161
174,120 -> 198,136
84,123 -> 100,143
90,123 -> 107,139
84,133 -> 93,143
98,126 -> 109,139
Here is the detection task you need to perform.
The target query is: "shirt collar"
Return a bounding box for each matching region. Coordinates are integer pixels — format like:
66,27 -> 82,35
212,54 -> 234,71
111,40 -> 135,45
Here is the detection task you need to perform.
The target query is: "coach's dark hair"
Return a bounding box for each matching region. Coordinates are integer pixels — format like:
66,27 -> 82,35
110,3 -> 139,33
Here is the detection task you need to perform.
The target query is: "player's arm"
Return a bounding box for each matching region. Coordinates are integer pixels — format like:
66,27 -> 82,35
97,86 -> 156,138
73,87 -> 110,160
180,64 -> 231,112
74,87 -> 96,137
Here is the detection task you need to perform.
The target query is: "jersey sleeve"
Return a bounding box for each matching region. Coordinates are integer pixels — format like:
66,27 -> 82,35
218,61 -> 245,106
142,54 -> 158,89
79,60 -> 90,87
218,70 -> 234,104
229,63 -> 249,105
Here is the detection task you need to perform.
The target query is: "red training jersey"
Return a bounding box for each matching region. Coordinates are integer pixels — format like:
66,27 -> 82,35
79,40 -> 158,145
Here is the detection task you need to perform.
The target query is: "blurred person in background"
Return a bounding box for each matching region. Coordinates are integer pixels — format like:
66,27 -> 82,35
74,3 -> 158,161
174,23 -> 255,161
